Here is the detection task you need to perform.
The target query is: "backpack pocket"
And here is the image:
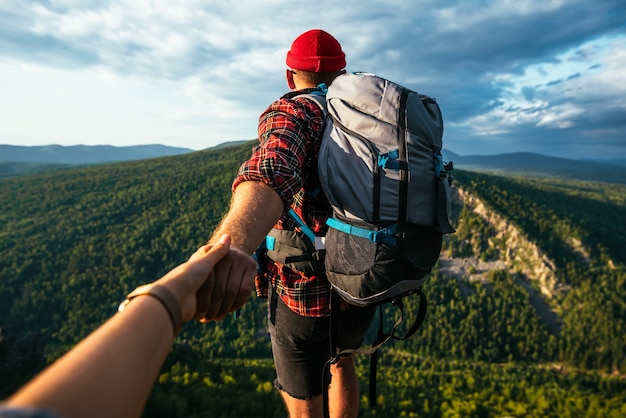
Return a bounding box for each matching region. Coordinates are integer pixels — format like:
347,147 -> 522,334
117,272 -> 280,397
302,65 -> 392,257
401,223 -> 443,270
324,223 -> 433,306
264,228 -> 326,276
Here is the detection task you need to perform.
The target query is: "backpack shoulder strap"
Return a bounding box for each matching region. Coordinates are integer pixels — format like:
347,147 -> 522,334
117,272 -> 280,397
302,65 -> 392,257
294,83 -> 328,115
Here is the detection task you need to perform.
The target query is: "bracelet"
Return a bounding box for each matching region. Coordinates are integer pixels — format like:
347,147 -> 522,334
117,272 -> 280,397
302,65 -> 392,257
118,284 -> 183,337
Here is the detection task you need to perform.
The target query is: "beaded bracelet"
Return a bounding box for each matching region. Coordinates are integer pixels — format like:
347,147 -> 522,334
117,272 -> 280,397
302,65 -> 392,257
118,284 -> 183,337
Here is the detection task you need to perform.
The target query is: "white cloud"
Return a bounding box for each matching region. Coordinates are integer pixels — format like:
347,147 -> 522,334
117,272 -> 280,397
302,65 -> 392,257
0,0 -> 624,158
456,34 -> 626,141
435,0 -> 566,32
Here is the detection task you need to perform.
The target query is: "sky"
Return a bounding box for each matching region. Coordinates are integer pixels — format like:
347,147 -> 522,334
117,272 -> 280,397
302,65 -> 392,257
0,0 -> 625,160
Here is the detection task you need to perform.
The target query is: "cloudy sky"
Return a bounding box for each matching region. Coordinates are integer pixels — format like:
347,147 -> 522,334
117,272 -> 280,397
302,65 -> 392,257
1,0 -> 624,160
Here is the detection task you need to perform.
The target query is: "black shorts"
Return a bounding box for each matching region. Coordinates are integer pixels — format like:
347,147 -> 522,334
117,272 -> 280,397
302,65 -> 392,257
267,287 -> 376,399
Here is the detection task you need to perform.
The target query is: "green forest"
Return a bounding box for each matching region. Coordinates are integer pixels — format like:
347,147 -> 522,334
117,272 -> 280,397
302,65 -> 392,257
1,142 -> 625,417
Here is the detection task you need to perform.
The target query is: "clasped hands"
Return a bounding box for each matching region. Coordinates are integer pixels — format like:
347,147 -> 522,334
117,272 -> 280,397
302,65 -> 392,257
152,234 -> 257,325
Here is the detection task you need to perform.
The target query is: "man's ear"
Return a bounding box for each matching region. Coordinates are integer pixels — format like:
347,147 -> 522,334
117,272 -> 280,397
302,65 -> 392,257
286,69 -> 296,90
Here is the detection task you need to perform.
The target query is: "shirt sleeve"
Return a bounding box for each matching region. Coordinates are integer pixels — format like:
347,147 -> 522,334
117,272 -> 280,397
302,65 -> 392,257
233,96 -> 320,207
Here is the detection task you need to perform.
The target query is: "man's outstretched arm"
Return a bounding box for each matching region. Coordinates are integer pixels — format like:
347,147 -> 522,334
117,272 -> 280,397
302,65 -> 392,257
199,180 -> 284,320
208,180 -> 284,253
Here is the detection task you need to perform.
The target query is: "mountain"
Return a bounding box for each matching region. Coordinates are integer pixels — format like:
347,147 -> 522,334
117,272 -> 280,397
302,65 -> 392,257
0,144 -> 196,178
1,142 -> 624,416
209,139 -> 253,149
0,144 -> 193,165
442,150 -> 626,184
584,157 -> 626,167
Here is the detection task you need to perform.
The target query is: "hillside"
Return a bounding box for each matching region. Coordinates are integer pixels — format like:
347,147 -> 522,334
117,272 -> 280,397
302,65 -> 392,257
1,142 -> 625,416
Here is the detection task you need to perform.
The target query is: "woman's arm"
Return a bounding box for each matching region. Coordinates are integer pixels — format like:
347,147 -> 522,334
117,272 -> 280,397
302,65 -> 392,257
4,234 -> 256,418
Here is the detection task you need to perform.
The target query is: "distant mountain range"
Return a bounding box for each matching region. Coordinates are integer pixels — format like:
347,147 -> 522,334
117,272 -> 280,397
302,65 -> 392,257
442,150 -> 626,184
0,144 -> 196,177
1,143 -> 625,184
0,144 -> 193,165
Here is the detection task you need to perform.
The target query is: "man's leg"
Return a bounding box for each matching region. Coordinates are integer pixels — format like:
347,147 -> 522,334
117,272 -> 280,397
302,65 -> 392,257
279,392 -> 322,418
268,288 -> 374,418
268,288 -> 327,418
278,356 -> 358,418
328,356 -> 359,418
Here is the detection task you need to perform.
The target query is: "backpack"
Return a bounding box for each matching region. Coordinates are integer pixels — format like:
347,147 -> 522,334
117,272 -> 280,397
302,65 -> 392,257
312,73 -> 455,412
317,72 -> 455,309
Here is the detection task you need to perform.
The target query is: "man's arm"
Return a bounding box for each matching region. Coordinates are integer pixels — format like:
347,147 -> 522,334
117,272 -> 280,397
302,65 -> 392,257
198,180 -> 284,320
208,180 -> 284,254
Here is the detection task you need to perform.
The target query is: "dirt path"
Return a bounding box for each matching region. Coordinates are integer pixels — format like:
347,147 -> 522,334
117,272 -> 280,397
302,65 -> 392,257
437,253 -> 562,334
437,254 -> 506,281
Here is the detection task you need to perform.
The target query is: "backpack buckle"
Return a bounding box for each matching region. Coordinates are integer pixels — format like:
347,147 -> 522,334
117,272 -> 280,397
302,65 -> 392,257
367,225 -> 398,246
434,153 -> 453,184
378,150 -> 400,171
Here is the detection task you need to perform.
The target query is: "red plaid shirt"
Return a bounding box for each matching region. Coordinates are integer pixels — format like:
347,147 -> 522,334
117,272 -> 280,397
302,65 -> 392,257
233,88 -> 335,317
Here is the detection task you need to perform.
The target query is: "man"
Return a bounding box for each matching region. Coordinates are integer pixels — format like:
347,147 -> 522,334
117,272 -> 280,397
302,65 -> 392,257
207,29 -> 375,417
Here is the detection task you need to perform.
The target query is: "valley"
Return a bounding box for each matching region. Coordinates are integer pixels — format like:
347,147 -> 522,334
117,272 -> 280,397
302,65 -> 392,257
0,144 -> 624,416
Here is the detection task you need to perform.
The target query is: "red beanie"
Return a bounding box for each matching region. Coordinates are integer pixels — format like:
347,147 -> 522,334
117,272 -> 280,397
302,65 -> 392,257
286,29 -> 346,73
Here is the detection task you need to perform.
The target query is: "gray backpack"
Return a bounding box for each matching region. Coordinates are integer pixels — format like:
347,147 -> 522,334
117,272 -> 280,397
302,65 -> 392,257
317,72 -> 455,307
313,72 -> 456,413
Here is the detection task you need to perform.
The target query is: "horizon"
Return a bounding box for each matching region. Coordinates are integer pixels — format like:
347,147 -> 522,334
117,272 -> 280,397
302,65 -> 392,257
1,1 -> 625,160
3,142 -> 625,164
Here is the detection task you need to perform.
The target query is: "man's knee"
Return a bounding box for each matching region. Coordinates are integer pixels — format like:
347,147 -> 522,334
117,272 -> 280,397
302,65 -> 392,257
279,389 -> 323,417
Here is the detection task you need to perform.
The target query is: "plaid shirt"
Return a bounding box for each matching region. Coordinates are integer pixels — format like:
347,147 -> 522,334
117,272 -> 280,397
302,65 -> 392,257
233,88 -> 335,317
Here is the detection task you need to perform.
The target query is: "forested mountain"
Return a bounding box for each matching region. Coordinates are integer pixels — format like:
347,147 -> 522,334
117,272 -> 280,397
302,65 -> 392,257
1,142 -> 625,417
0,144 -> 194,178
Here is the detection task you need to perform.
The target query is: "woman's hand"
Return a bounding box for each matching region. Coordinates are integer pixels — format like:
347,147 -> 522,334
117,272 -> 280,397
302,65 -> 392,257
155,234 -> 257,323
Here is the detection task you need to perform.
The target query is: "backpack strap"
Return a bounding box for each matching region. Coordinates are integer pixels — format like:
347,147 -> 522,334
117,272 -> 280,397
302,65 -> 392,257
323,291 -> 423,414
367,292 -> 427,408
434,153 -> 456,234
294,83 -> 328,114
396,88 -> 411,248
326,218 -> 397,246
287,208 -> 316,244
324,289 -> 428,409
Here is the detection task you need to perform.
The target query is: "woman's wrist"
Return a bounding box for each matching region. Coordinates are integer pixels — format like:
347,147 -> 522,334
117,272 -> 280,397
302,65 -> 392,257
153,261 -> 205,322
119,284 -> 184,337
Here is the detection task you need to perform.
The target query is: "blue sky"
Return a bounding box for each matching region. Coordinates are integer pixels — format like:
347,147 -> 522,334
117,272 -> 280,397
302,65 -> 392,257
1,0 -> 624,159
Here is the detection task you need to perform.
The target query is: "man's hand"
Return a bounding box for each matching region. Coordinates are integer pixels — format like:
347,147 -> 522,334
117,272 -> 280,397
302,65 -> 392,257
193,243 -> 257,322
156,235 -> 256,323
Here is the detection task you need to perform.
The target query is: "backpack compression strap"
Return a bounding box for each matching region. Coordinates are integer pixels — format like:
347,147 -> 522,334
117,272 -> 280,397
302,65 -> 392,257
326,218 -> 397,245
434,153 -> 456,234
396,88 -> 411,247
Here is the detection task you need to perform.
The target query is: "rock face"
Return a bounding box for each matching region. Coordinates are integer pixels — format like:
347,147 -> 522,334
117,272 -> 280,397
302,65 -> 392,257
453,187 -> 561,299
437,185 -> 573,334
